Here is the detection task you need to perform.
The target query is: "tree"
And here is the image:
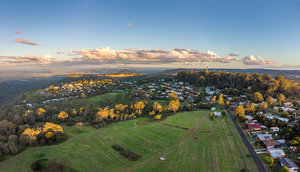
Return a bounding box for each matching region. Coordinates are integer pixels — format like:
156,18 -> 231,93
153,102 -> 163,113
259,102 -> 268,110
168,91 -> 178,100
209,112 -> 214,119
234,104 -> 245,118
36,108 -> 46,117
20,128 -> 41,145
266,96 -> 274,105
154,115 -> 162,120
281,166 -> 290,172
221,110 -> 226,116
76,122 -> 83,132
218,94 -> 224,105
95,108 -> 110,122
253,92 -> 264,102
134,101 -> 146,115
277,94 -> 285,105
72,109 -> 77,115
167,99 -> 180,113
57,111 -> 68,120
42,122 -> 64,134
245,103 -> 255,114
211,96 -> 216,103
264,156 -> 274,167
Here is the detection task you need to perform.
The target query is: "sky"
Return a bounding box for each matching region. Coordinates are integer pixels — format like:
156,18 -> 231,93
0,0 -> 299,71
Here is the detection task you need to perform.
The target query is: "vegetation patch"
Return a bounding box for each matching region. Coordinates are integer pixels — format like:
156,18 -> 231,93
112,144 -> 141,161
31,159 -> 78,172
162,123 -> 189,130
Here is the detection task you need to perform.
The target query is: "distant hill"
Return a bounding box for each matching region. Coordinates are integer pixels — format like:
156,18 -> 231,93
162,68 -> 300,79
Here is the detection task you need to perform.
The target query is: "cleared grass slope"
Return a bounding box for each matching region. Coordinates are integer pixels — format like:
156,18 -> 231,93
0,110 -> 258,172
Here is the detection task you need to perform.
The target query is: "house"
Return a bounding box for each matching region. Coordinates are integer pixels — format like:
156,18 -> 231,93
245,115 -> 254,121
268,148 -> 285,159
214,112 -> 222,117
278,139 -> 286,147
262,140 -> 280,149
287,121 -> 297,128
277,117 -> 289,123
274,106 -> 279,111
271,127 -> 280,132
284,102 -> 294,107
246,120 -> 255,125
257,134 -> 273,141
279,158 -> 299,172
248,124 -> 262,131
282,107 -> 296,112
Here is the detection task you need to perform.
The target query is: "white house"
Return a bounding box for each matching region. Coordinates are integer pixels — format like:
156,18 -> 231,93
268,148 -> 285,159
271,127 -> 280,132
279,158 -> 299,172
214,112 -> 222,117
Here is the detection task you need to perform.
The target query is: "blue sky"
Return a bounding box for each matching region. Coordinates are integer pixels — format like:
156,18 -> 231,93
0,0 -> 299,69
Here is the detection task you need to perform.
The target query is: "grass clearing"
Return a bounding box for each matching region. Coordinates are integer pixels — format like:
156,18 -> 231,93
82,93 -> 125,103
0,110 -> 258,172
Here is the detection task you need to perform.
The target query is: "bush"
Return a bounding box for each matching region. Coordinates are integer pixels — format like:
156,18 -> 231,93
197,103 -> 212,109
112,144 -> 124,152
222,110 -> 226,116
120,150 -> 141,161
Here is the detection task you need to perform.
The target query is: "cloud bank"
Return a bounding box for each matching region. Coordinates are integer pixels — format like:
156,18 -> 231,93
0,54 -> 55,65
74,47 -> 241,64
0,47 -> 275,66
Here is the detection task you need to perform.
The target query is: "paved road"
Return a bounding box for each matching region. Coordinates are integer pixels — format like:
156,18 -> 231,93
225,107 -> 267,172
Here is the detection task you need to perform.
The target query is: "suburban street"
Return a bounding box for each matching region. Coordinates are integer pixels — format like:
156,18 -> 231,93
225,107 -> 267,172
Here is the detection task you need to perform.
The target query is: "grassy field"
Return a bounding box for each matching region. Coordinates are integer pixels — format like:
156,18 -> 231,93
82,93 -> 125,103
0,110 -> 258,172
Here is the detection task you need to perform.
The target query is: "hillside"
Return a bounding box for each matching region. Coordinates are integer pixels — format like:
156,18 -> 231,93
0,110 -> 258,172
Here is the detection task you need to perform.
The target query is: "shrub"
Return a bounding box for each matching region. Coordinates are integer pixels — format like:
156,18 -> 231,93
112,144 -> 124,152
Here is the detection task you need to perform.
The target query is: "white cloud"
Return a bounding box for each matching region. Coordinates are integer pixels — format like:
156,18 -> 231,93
75,47 -> 241,64
242,55 -> 274,65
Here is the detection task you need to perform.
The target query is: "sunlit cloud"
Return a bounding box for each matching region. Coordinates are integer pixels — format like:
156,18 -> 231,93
0,47 -> 276,67
127,23 -> 134,27
229,53 -> 239,56
15,38 -> 38,45
14,31 -> 22,34
0,54 -> 55,65
242,55 -> 274,65
74,47 -> 241,64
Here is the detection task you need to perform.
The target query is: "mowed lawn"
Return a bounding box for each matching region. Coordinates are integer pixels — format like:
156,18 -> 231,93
0,110 -> 258,172
82,93 -> 124,103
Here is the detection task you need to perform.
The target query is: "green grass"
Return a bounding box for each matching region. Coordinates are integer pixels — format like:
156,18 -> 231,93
0,110 -> 258,172
82,93 -> 125,103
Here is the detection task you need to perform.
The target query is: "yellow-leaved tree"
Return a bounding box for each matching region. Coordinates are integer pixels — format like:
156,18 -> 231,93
259,102 -> 268,110
211,96 -> 216,103
95,108 -> 109,122
218,94 -> 224,105
245,103 -> 255,113
36,108 -> 46,117
134,101 -> 146,115
57,111 -> 69,120
167,99 -> 180,113
20,128 -> 41,145
43,122 -> 64,134
154,114 -> 162,120
234,104 -> 245,118
153,102 -> 163,113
